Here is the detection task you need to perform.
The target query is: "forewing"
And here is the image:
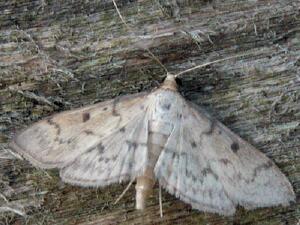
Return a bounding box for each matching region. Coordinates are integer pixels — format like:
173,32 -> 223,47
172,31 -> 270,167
60,110 -> 150,187
155,98 -> 295,215
10,92 -> 150,169
188,104 -> 295,209
189,103 -> 296,209
154,97 -> 235,215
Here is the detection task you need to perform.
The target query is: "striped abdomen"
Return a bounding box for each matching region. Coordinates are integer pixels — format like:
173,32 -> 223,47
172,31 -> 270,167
135,120 -> 173,210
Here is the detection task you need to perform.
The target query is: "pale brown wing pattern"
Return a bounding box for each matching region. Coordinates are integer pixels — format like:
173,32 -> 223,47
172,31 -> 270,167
188,102 -> 295,209
155,97 -> 295,215
60,111 -> 150,187
154,96 -> 236,215
10,92 -> 150,169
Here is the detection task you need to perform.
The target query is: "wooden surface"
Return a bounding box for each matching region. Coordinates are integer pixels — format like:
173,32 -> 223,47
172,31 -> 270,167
0,0 -> 299,224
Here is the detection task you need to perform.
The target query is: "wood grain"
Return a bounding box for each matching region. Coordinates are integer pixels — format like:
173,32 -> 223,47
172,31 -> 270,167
0,0 -> 299,224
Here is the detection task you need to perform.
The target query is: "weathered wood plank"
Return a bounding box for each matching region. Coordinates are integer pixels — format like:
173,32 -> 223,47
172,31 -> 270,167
0,0 -> 299,224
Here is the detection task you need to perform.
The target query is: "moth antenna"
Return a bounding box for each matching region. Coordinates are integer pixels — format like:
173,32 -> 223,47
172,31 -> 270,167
114,178 -> 135,205
112,0 -> 169,74
159,183 -> 163,218
174,53 -> 252,78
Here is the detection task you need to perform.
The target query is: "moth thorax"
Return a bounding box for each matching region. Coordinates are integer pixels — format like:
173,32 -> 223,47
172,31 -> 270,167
135,168 -> 155,210
161,74 -> 178,91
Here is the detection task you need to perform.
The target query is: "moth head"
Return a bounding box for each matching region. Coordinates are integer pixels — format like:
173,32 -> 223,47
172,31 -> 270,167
161,73 -> 178,91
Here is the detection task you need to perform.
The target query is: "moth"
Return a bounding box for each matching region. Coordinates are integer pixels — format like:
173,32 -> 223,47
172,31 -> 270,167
9,73 -> 295,216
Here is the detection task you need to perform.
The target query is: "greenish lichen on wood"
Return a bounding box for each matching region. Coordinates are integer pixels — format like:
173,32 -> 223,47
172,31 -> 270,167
0,0 -> 299,224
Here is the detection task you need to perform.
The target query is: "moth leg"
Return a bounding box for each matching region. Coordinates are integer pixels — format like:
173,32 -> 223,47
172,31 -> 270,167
159,183 -> 163,217
114,179 -> 135,205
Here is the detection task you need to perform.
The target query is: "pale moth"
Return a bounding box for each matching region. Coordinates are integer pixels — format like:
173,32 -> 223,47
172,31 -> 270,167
10,72 -> 295,216
10,1 -> 295,216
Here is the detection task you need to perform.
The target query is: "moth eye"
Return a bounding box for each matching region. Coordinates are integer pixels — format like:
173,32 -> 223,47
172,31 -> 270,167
175,77 -> 182,86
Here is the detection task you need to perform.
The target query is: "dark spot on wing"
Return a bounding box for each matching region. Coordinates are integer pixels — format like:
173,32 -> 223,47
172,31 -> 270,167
126,140 -> 138,150
140,105 -> 145,110
186,169 -> 191,178
120,127 -> 126,133
177,113 -> 182,119
162,103 -> 171,110
180,152 -> 187,158
253,161 -> 273,178
165,148 -> 184,159
191,174 -> 197,182
132,142 -> 137,149
191,141 -> 197,148
112,109 -> 119,116
231,142 -> 239,153
82,112 -> 90,122
219,158 -> 231,165
202,167 -> 212,176
218,130 -> 222,135
47,118 -> 61,136
112,97 -> 121,116
84,130 -> 94,135
98,157 -> 103,162
208,190 -> 213,198
97,142 -> 105,153
103,107 -> 108,111
202,167 -> 218,180
128,162 -> 133,169
85,146 -> 95,154
105,158 -> 110,163
203,120 -> 216,135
